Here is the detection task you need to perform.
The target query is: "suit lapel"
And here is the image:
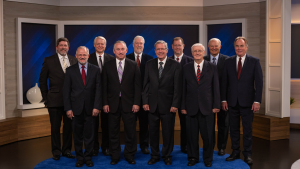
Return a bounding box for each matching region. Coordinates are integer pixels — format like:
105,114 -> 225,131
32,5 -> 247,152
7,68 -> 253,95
181,56 -> 186,67
159,58 -> 171,81
85,63 -> 92,85
239,55 -> 249,80
121,59 -> 129,84
232,56 -> 238,79
54,54 -> 65,75
75,64 -> 85,87
198,60 -> 208,86
217,54 -> 222,71
189,62 -> 198,83
141,53 -> 147,66
68,55 -> 76,65
153,58 -> 159,80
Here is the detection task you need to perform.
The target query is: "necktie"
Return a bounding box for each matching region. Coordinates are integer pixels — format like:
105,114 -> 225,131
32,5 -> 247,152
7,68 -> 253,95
136,55 -> 141,68
197,65 -> 201,83
159,62 -> 163,78
81,65 -> 86,85
212,57 -> 216,65
176,57 -> 179,62
118,61 -> 123,83
62,56 -> 68,73
99,56 -> 103,73
237,57 -> 242,79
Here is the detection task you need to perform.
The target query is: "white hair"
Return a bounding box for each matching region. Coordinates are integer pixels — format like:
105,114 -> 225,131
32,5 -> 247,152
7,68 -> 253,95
191,43 -> 205,52
76,46 -> 89,54
208,38 -> 221,46
154,40 -> 168,49
94,36 -> 107,45
114,40 -> 127,49
133,35 -> 145,44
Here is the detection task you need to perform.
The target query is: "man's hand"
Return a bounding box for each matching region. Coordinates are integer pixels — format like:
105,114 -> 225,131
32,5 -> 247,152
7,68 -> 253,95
181,109 -> 187,114
132,105 -> 140,113
170,107 -> 178,113
103,105 -> 110,113
143,104 -> 150,111
92,109 -> 100,116
252,102 -> 260,113
222,102 -> 228,111
66,110 -> 74,119
212,108 -> 220,113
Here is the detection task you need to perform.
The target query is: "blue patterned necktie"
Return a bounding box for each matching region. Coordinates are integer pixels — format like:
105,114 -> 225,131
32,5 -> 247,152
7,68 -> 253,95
158,62 -> 163,78
212,57 -> 216,65
118,61 -> 123,96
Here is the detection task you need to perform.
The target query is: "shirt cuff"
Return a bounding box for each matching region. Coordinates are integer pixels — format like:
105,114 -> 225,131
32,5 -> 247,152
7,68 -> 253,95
222,101 -> 227,102
254,102 -> 260,104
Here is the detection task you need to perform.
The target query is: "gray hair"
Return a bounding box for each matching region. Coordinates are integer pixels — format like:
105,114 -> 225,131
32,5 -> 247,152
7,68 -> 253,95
154,40 -> 168,49
76,46 -> 89,54
133,35 -> 145,44
94,36 -> 107,45
191,43 -> 205,52
208,38 -> 221,46
114,40 -> 127,49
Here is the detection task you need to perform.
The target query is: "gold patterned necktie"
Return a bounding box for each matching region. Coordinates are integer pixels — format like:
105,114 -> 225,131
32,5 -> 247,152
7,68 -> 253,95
62,56 -> 67,73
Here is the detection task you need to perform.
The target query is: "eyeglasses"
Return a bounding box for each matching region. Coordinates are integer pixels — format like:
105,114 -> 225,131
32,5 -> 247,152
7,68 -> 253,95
193,50 -> 204,53
155,48 -> 166,51
115,48 -> 126,51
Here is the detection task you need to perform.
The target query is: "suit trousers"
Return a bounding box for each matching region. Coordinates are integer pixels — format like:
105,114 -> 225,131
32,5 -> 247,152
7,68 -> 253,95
136,105 -> 149,149
229,102 -> 253,157
93,110 -> 109,151
178,109 -> 187,150
48,107 -> 72,156
108,98 -> 137,160
186,110 -> 214,163
148,109 -> 175,159
213,109 -> 229,150
72,109 -> 95,161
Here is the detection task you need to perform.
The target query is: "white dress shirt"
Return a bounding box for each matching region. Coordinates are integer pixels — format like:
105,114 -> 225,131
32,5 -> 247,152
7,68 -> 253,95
58,53 -> 70,68
236,54 -> 246,69
96,52 -> 104,66
78,62 -> 88,76
134,52 -> 143,62
158,57 -> 167,69
174,53 -> 183,63
210,53 -> 219,65
194,60 -> 204,76
116,58 -> 125,72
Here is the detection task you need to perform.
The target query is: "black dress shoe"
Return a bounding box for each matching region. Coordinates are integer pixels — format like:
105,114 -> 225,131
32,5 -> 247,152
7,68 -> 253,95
218,149 -> 225,156
244,156 -> 253,165
62,152 -> 75,159
187,159 -> 198,166
110,159 -> 119,165
181,147 -> 188,154
164,158 -> 172,165
86,160 -> 94,167
226,153 -> 240,161
204,161 -> 212,167
75,160 -> 84,167
52,155 -> 60,160
141,148 -> 150,154
125,158 -> 136,164
92,149 -> 99,156
147,158 -> 160,165
102,149 -> 110,156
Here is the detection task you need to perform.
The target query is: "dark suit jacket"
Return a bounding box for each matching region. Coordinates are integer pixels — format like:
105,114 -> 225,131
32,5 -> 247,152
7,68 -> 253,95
143,58 -> 182,114
126,52 -> 153,85
39,54 -> 77,107
169,54 -> 194,67
88,52 -> 115,69
102,58 -> 141,113
221,54 -> 263,107
204,53 -> 229,82
181,60 -> 220,116
63,63 -> 102,115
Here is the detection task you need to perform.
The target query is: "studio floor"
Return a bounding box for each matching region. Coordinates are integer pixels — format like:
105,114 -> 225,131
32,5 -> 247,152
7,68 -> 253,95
0,129 -> 299,169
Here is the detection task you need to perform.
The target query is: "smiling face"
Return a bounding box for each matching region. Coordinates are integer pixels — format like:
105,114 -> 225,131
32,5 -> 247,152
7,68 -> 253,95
76,48 -> 89,65
94,38 -> 106,55
234,39 -> 248,57
56,41 -> 69,56
133,37 -> 144,54
208,40 -> 221,57
155,43 -> 168,61
172,40 -> 185,57
113,42 -> 128,60
192,45 -> 205,63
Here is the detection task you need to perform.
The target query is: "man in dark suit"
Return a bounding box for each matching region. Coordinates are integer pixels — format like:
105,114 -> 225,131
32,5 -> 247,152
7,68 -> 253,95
39,37 -> 76,161
126,35 -> 153,154
204,38 -> 229,156
181,43 -> 220,167
102,41 -> 141,165
222,37 -> 263,165
143,40 -> 182,165
88,36 -> 114,156
169,37 -> 193,154
63,46 -> 101,167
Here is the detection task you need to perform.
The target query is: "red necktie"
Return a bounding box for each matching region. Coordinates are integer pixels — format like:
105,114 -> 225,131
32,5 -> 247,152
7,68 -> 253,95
176,57 -> 179,62
237,57 -> 242,79
197,65 -> 201,83
136,55 -> 141,68
81,65 -> 86,85
99,56 -> 102,73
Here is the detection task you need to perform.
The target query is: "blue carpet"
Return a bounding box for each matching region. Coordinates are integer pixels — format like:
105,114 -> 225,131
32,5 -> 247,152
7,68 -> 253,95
34,145 -> 249,169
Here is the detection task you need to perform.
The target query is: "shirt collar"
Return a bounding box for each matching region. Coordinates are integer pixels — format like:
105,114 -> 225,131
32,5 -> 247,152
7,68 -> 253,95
78,61 -> 88,68
194,59 -> 204,68
174,53 -> 183,59
237,54 -> 247,59
58,53 -> 68,59
96,52 -> 104,58
116,58 -> 125,63
134,52 -> 142,57
210,53 -> 219,61
158,56 -> 167,65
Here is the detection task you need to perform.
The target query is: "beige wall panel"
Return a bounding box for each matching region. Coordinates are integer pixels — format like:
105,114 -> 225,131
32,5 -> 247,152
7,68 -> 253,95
291,80 -> 300,109
269,0 -> 282,18
269,42 -> 281,65
269,67 -> 281,89
59,6 -> 203,21
269,18 -> 282,42
269,91 -> 281,113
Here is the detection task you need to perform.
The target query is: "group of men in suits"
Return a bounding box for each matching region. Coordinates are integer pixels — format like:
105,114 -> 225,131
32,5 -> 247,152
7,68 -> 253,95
39,35 -> 262,167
